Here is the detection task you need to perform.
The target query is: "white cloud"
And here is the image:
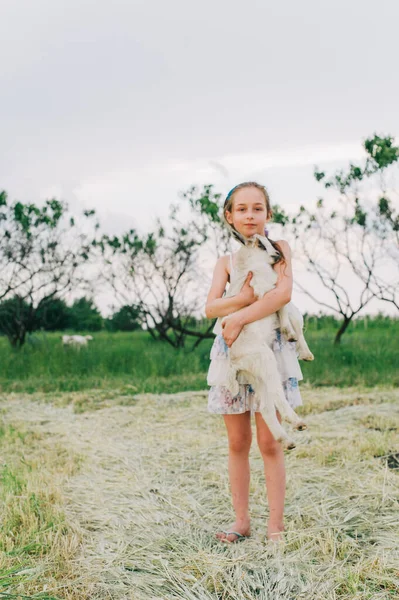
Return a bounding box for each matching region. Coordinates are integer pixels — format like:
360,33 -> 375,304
67,139 -> 371,234
1,0 -> 398,317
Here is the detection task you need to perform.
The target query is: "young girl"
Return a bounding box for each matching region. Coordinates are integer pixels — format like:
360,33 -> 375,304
205,181 -> 304,544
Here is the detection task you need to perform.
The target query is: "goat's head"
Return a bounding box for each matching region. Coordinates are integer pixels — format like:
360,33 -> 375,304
226,222 -> 281,263
238,232 -> 281,264
253,234 -> 280,262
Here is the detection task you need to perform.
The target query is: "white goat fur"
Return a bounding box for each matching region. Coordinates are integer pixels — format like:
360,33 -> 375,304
62,335 -> 93,347
215,235 -> 313,450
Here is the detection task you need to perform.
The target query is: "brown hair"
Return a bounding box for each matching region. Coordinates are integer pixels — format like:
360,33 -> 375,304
222,181 -> 286,266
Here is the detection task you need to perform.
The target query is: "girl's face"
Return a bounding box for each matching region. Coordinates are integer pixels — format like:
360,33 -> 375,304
225,187 -> 270,237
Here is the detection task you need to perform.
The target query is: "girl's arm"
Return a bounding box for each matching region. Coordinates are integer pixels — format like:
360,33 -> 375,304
221,240 -> 293,347
205,256 -> 254,319
227,240 -> 293,327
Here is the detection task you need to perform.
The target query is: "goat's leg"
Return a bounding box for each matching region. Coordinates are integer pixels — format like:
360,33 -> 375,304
227,349 -> 306,444
270,379 -> 307,431
225,365 -> 240,397
255,377 -> 296,450
296,337 -> 314,361
295,332 -> 314,361
278,306 -> 297,342
227,351 -> 295,448
289,312 -> 314,361
259,350 -> 307,432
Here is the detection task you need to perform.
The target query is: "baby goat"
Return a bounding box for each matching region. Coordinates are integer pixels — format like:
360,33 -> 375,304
214,234 -> 312,450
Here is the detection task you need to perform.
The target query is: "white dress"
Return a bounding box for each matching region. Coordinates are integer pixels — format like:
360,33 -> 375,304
207,252 -> 304,414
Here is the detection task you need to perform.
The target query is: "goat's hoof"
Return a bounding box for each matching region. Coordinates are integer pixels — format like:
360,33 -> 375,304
294,421 -> 307,431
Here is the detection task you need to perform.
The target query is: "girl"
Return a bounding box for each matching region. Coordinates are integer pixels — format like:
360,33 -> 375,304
205,181 -> 304,544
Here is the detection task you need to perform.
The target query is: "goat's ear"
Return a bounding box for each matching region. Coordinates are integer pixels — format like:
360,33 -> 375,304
254,234 -> 279,255
230,228 -> 248,246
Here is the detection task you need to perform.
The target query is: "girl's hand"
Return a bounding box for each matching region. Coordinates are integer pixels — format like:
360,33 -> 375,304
221,314 -> 244,347
239,271 -> 257,306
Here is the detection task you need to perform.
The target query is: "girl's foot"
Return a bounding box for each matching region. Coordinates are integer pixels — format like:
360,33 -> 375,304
216,519 -> 251,543
267,521 -> 285,542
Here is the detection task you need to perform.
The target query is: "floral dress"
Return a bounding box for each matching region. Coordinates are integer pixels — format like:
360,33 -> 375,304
207,252 -> 304,415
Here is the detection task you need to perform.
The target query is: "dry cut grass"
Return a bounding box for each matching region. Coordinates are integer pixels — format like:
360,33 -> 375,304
0,385 -> 398,599
0,405 -> 84,598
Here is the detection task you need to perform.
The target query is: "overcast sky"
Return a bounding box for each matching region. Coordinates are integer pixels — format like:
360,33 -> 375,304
1,0 -> 398,315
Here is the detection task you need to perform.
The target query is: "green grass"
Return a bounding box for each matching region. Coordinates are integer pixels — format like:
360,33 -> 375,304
300,319 -> 399,387
0,418 -> 81,598
0,317 -> 397,393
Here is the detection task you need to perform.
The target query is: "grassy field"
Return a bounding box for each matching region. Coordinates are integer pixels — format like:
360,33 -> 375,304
0,406 -> 83,599
0,317 -> 398,394
0,386 -> 398,599
0,316 -> 397,598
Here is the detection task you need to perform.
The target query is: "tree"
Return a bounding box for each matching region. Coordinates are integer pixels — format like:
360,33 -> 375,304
97,185 -> 223,349
98,216 -> 207,349
106,304 -> 142,332
34,296 -> 71,331
0,296 -> 33,346
176,184 -> 231,258
67,297 -> 103,332
0,191 -> 99,347
290,134 -> 399,344
97,183 -> 291,349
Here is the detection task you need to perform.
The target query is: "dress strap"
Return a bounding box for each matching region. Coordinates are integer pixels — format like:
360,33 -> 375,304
229,252 -> 233,276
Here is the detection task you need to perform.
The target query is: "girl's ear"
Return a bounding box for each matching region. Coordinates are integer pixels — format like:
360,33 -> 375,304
225,210 -> 233,224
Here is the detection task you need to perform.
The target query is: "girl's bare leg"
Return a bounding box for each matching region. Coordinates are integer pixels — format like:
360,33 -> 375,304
216,411 -> 252,542
255,410 -> 286,541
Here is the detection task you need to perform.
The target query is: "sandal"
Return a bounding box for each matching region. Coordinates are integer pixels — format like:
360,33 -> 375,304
218,530 -> 249,543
